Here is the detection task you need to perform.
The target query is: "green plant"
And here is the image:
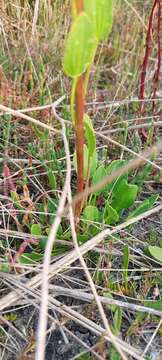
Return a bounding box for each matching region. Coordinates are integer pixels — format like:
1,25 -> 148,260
148,246 -> 162,263
104,292 -> 123,337
63,0 -> 113,223
73,120 -> 158,237
109,346 -> 122,360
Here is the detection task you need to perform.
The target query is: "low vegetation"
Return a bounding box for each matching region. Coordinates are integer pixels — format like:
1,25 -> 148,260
0,1 -> 162,360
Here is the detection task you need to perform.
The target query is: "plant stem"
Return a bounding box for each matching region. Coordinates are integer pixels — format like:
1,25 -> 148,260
75,0 -> 84,13
71,78 -> 77,124
74,0 -> 85,222
152,0 -> 161,107
139,0 -> 159,113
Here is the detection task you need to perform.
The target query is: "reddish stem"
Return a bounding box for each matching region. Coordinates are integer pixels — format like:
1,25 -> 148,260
152,0 -> 161,106
75,76 -> 85,219
74,0 -> 85,222
139,0 -> 159,113
3,164 -> 16,193
75,0 -> 84,13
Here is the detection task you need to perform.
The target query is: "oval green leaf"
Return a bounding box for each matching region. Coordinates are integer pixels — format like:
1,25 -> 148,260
63,13 -> 97,77
103,201 -> 119,225
148,246 -> 162,263
91,165 -> 107,195
83,205 -> 100,222
31,223 -> 42,236
85,0 -> 113,40
111,179 -> 138,212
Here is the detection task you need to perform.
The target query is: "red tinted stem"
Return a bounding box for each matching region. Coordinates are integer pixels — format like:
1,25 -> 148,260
76,0 -> 84,13
152,1 -> 161,104
139,0 -> 159,112
74,0 -> 85,221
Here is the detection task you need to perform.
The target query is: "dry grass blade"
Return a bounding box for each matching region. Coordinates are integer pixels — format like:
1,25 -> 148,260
0,103 -> 62,134
32,0 -> 40,35
123,0 -> 147,29
141,318 -> 162,356
0,273 -> 143,360
49,285 -> 162,317
1,203 -> 162,313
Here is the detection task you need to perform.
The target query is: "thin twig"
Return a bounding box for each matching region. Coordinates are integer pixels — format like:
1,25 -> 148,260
0,104 -> 61,134
142,318 -> 162,356
0,273 -> 142,359
123,0 -> 147,29
12,95 -> 66,113
48,285 -> 162,317
101,120 -> 162,134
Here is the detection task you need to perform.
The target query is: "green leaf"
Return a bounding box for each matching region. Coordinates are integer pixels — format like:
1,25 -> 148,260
85,0 -> 113,40
113,307 -> 122,335
31,223 -> 42,236
148,246 -> 162,263
134,162 -> 153,188
0,263 -> 10,273
111,179 -> 138,212
122,244 -> 129,287
4,313 -> 17,322
144,299 -> 162,310
32,125 -> 48,141
103,201 -> 119,225
39,236 -> 47,249
19,251 -> 43,264
73,144 -> 97,179
63,13 -> 97,77
47,168 -> 56,191
84,114 -> 96,157
128,194 -> 158,219
91,165 -> 107,195
77,234 -> 89,243
123,244 -> 129,269
52,244 -> 69,257
83,205 -> 100,222
10,191 -> 23,209
103,292 -> 116,312
109,346 -> 122,360
106,160 -> 127,192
